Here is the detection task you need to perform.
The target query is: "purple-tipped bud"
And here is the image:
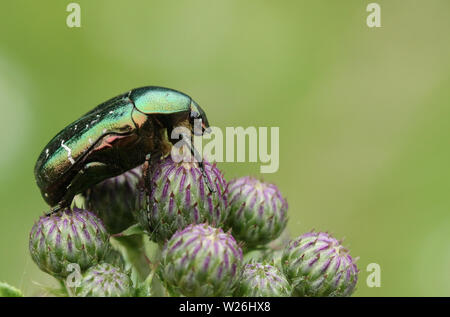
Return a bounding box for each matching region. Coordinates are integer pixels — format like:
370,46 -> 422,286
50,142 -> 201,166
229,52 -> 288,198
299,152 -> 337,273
235,262 -> 292,297
29,208 -> 110,278
140,156 -> 228,244
281,231 -> 358,297
226,177 -> 288,247
83,166 -> 144,234
160,224 -> 243,296
74,263 -> 133,297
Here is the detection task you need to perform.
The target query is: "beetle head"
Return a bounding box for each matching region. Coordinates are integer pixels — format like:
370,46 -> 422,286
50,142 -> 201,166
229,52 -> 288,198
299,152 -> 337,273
189,100 -> 211,136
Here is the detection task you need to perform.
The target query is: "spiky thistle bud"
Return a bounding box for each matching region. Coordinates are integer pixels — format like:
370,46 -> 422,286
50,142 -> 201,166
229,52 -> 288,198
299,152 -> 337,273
74,263 -> 133,297
235,262 -> 292,297
281,231 -> 358,297
140,156 -> 228,244
29,208 -> 110,278
226,177 -> 288,248
160,224 -> 243,296
83,166 -> 144,234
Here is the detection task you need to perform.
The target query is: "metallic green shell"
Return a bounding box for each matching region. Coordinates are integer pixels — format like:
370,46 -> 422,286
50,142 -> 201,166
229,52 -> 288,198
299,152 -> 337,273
130,87 -> 191,114
35,95 -> 136,205
34,86 -> 194,208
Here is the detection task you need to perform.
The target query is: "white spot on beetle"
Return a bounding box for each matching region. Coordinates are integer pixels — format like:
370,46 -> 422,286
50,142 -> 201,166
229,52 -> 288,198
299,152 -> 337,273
103,129 -> 107,133
45,148 -> 49,158
109,111 -> 113,114
61,140 -> 75,164
88,138 -> 93,144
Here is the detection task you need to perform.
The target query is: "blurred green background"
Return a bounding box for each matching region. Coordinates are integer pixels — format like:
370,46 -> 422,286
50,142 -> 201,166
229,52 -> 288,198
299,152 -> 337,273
0,0 -> 449,296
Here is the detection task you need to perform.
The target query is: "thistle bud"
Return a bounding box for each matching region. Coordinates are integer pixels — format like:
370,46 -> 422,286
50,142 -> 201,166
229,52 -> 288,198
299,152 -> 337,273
140,156 -> 228,244
160,224 -> 243,296
74,263 -> 133,297
83,166 -> 144,234
281,231 -> 358,297
226,177 -> 288,248
235,262 -> 292,297
29,208 -> 110,278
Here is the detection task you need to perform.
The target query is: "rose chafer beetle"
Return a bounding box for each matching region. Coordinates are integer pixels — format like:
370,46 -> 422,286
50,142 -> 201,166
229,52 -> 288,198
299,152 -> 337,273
35,86 -> 211,213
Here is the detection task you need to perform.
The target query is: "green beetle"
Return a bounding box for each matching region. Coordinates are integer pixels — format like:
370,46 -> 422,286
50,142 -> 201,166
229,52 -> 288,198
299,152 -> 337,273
34,86 -> 211,212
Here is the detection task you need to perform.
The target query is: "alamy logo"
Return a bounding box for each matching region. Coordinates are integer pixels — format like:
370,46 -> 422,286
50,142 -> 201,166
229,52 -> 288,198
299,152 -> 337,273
366,263 -> 381,287
66,3 -> 81,28
170,120 -> 280,173
65,263 -> 82,288
366,3 -> 381,28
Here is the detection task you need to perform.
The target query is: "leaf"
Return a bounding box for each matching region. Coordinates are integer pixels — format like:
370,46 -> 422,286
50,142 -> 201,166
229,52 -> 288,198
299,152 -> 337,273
113,223 -> 146,237
134,271 -> 155,297
0,282 -> 23,297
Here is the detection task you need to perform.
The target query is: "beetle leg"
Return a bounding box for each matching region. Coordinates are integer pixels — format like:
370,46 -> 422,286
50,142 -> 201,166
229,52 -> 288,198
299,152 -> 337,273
198,160 -> 215,193
142,151 -> 169,242
142,154 -> 152,196
180,133 -> 216,193
46,204 -> 64,215
142,153 -> 153,234
142,151 -> 165,194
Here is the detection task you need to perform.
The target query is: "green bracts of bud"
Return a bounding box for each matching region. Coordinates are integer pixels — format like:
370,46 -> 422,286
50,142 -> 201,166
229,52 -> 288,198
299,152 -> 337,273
74,263 -> 133,297
160,224 -> 243,296
282,231 -> 358,297
140,156 -> 228,244
235,262 -> 292,297
29,208 -> 110,278
226,177 -> 288,248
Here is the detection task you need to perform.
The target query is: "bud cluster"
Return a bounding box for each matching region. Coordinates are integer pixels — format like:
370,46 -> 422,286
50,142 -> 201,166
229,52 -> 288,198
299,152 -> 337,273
29,207 -> 133,296
29,155 -> 358,297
